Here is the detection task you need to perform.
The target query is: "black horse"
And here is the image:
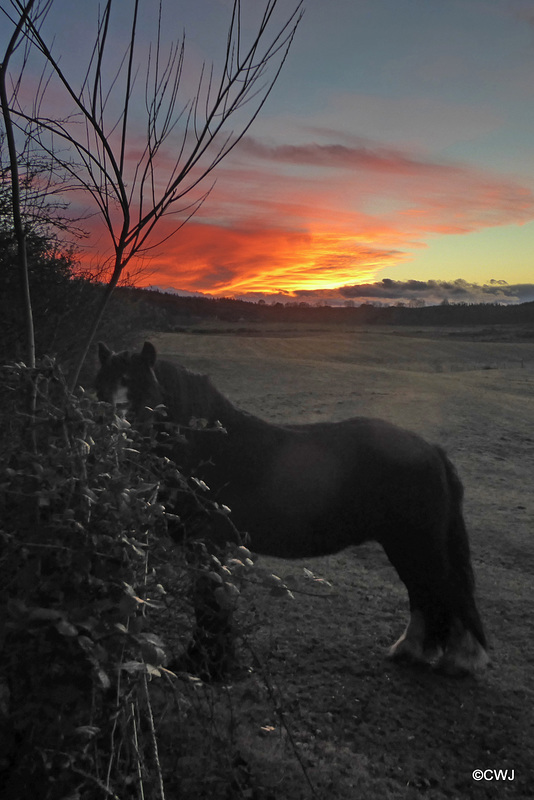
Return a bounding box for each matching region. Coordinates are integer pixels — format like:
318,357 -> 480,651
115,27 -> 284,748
96,341 -> 488,676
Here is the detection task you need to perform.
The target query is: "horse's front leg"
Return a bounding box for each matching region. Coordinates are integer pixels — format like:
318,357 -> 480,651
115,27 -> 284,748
183,572 -> 235,680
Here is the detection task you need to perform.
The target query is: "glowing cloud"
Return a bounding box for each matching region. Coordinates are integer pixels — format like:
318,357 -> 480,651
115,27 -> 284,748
126,219 -> 403,295
77,130 -> 534,297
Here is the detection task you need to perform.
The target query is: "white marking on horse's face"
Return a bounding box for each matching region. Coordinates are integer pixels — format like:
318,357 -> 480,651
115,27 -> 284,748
111,384 -> 130,410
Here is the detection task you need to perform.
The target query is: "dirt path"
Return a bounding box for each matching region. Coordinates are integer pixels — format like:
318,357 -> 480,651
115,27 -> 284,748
153,326 -> 534,799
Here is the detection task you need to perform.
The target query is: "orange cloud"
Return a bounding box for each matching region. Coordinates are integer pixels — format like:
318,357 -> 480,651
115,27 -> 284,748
127,218 -> 403,295
73,131 -> 534,297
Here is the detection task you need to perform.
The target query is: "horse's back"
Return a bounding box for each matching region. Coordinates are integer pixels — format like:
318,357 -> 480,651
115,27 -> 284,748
285,416 -> 443,475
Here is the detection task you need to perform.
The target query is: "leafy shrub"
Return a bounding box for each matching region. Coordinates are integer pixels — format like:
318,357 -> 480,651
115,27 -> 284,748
0,358 -> 301,799
0,359 -> 246,798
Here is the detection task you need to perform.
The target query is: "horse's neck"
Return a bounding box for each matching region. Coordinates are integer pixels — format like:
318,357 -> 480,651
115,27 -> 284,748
157,362 -> 241,428
193,378 -> 239,427
179,382 -> 277,474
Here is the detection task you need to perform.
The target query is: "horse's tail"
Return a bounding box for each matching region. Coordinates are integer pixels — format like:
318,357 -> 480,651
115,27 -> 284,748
439,448 -> 487,650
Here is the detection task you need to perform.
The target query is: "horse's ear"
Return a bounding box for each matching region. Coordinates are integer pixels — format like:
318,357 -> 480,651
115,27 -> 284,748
98,342 -> 112,365
141,341 -> 157,367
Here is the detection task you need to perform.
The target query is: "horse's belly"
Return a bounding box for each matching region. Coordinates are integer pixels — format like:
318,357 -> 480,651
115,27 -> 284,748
217,456 -> 380,558
209,424 -> 448,559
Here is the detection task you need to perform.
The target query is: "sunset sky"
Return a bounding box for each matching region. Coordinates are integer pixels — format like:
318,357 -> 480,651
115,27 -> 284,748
3,0 -> 534,305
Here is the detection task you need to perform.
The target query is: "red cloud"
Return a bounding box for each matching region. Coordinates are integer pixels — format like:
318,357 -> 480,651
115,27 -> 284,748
124,218 -> 402,295
240,136 -> 457,175
73,132 -> 534,296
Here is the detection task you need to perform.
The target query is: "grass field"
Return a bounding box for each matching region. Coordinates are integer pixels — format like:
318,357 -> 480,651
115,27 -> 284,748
147,324 -> 534,799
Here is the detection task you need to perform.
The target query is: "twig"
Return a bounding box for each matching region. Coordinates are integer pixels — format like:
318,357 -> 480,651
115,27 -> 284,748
131,701 -> 146,800
142,673 -> 167,800
244,637 -> 318,799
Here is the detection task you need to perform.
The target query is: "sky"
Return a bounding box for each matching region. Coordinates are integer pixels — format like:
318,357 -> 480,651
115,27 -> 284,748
3,0 -> 534,306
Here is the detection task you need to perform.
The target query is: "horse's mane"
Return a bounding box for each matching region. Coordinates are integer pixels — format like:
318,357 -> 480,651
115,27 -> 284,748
155,360 -> 237,425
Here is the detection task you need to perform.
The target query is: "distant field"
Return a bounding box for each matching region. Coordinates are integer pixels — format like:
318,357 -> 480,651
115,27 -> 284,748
150,323 -> 534,433
147,324 -> 534,799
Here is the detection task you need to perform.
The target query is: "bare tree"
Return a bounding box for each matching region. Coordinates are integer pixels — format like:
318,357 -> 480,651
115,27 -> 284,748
0,0 -> 39,368
1,0 -> 303,385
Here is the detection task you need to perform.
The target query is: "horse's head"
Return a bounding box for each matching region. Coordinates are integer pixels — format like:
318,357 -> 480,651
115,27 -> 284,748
95,341 -> 162,417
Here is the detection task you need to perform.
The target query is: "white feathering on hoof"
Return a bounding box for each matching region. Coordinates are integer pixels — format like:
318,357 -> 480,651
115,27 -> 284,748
437,624 -> 490,676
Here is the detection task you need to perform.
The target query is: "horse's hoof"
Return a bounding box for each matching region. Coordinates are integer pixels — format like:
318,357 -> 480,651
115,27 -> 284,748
168,650 -> 232,682
433,659 -> 472,678
388,638 -> 425,664
436,633 -> 489,678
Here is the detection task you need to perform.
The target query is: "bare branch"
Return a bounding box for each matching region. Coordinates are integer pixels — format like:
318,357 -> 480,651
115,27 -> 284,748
2,0 -> 304,385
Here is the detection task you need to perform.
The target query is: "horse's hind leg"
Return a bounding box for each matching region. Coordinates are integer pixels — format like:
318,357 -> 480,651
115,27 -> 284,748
390,580 -> 488,676
436,590 -> 489,676
383,535 -> 445,667
435,450 -> 489,675
382,528 -> 488,676
387,585 -> 445,667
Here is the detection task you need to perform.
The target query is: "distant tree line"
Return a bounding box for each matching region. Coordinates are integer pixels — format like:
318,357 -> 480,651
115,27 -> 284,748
111,285 -> 534,331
